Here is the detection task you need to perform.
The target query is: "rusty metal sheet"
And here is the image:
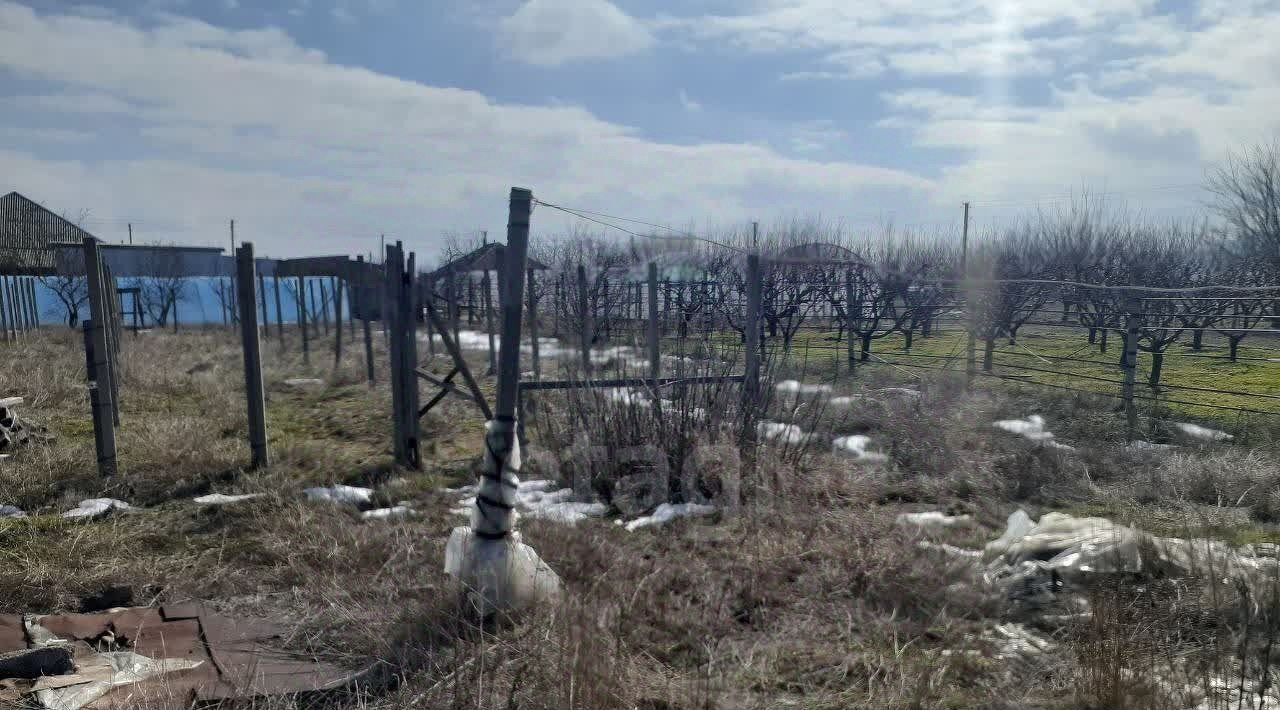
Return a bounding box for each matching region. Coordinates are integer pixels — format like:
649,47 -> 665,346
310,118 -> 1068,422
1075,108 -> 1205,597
8,605 -> 370,706
0,615 -> 25,651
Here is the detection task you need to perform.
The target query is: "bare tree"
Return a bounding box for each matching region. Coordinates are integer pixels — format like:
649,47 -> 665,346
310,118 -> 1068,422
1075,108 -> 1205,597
1208,140 -> 1280,268
40,273 -> 88,327
37,208 -> 92,328
129,245 -> 191,332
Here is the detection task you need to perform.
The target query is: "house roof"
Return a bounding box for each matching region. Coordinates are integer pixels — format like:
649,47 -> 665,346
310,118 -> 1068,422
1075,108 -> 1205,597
0,191 -> 99,275
427,242 -> 548,280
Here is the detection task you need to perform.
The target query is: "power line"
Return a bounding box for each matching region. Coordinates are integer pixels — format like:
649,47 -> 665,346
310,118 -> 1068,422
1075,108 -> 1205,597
532,199 -> 746,253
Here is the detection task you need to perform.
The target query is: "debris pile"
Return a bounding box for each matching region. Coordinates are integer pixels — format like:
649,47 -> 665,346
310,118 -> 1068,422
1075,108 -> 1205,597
0,605 -> 368,708
0,397 -> 32,456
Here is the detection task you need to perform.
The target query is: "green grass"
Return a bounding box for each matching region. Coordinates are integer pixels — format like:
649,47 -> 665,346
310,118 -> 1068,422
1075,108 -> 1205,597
761,325 -> 1280,421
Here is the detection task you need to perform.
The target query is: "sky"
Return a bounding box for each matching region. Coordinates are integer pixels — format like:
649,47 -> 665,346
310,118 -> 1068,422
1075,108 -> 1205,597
2,0 -> 1279,260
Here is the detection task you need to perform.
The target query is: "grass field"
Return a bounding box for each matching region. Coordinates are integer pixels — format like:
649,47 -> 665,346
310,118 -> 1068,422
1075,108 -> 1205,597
4,324 -> 1280,707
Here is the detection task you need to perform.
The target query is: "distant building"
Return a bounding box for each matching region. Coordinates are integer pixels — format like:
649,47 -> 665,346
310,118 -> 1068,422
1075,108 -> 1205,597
0,191 -> 97,275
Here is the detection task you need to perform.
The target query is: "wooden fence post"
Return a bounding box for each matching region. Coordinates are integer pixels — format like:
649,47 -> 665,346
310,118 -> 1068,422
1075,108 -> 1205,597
527,268 -> 540,380
577,264 -> 591,373
1121,295 -> 1141,440
484,267 -> 496,375
333,276 -> 344,368
844,270 -> 857,374
236,243 -> 269,469
357,256 -> 376,385
647,262 -> 660,384
83,237 -> 117,476
297,276 -> 310,363
386,243 -> 421,468
743,254 -> 762,451
258,269 -> 269,339
318,280 -> 330,335
273,276 -> 284,342
473,187 -> 533,546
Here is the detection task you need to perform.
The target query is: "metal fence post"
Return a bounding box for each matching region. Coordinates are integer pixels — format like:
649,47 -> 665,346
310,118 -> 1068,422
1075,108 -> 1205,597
236,243 -> 269,469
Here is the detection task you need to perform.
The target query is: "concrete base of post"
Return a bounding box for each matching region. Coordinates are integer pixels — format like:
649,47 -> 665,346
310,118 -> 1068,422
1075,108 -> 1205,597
443,419 -> 561,616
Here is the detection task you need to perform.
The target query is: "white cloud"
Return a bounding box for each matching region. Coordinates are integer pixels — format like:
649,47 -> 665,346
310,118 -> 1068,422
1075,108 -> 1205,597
499,0 -> 654,66
0,2 -> 931,256
788,120 -> 847,155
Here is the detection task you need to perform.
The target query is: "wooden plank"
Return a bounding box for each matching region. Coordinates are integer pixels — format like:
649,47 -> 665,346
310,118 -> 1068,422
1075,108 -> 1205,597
647,262 -> 659,383
333,277 -> 344,368
423,299 -> 492,420
527,268 -> 539,380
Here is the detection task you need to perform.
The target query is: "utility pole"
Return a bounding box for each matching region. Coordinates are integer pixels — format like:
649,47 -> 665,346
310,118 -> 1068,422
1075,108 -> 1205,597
960,202 -> 970,277
752,221 -> 759,252
127,223 -> 133,245
380,234 -> 385,264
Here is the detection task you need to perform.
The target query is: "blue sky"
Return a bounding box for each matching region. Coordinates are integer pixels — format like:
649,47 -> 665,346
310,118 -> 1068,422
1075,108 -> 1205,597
2,0 -> 1278,260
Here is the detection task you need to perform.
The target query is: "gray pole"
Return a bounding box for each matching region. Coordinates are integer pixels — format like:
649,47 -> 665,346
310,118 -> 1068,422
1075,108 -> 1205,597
484,268 -> 496,375
273,276 -> 284,342
298,276 -> 310,363
577,264 -> 591,374
1122,295 -> 1141,439
333,277 -> 344,368
647,261 -> 660,384
743,253 -> 762,446
236,243 -> 269,469
961,202 -> 970,277
527,268 -> 540,380
82,238 -> 117,476
495,193 -> 531,418
358,256 -> 375,384
258,269 -> 269,339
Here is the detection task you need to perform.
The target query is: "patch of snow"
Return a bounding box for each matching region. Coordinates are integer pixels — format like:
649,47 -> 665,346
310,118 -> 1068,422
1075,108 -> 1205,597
283,377 -> 324,388
828,394 -> 876,408
362,506 -> 415,520
832,434 -> 888,463
624,502 -> 716,531
775,380 -> 833,396
896,511 -> 973,528
1174,422 -> 1233,442
993,415 -> 1073,450
303,485 -> 374,505
758,420 -> 807,445
604,388 -> 649,405
1,504 -> 25,518
62,498 -> 131,520
524,501 -> 608,524
447,479 -> 605,526
194,493 -> 263,505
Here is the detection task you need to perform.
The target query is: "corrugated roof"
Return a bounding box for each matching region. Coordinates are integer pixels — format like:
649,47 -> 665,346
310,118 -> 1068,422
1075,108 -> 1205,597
0,191 -> 99,275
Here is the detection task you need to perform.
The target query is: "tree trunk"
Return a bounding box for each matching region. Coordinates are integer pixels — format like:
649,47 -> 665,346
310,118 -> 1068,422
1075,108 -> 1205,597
904,327 -> 914,351
922,316 -> 932,338
1099,328 -> 1108,353
1192,329 -> 1204,350
1088,326 -> 1097,344
1229,337 -> 1241,362
860,332 -> 873,362
1148,352 -> 1164,390
983,337 -> 995,372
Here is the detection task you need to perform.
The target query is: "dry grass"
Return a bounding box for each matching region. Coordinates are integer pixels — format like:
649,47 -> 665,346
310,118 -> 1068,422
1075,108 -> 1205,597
4,326 -> 1280,707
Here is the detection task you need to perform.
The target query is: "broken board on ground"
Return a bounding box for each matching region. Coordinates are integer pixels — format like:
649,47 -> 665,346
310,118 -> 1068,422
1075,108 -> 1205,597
0,604 -> 370,708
